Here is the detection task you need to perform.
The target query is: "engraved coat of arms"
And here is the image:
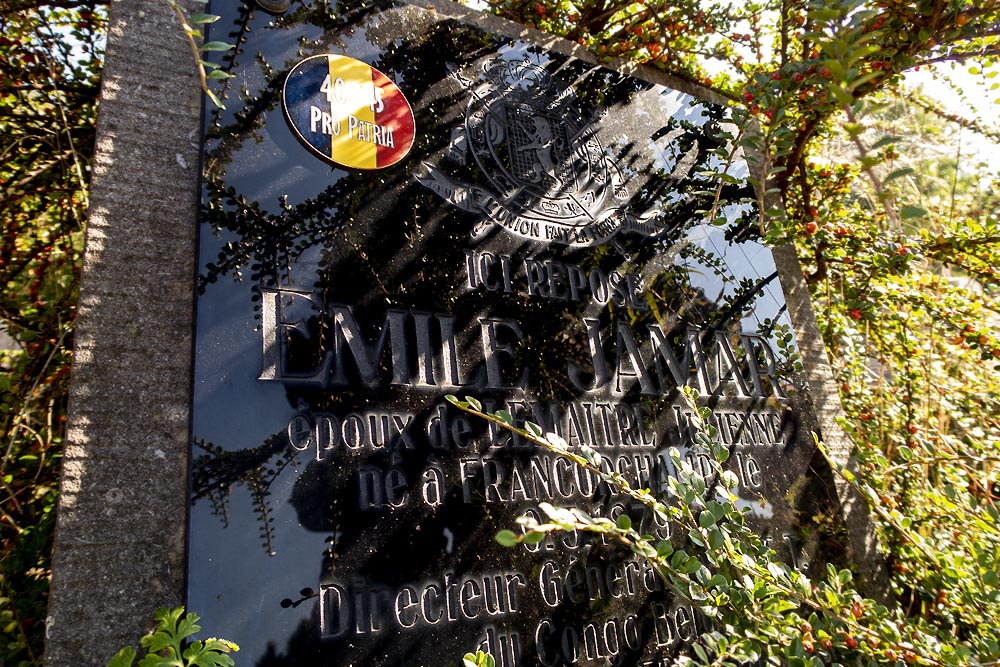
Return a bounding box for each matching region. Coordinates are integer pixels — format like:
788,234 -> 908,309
419,57 -> 658,247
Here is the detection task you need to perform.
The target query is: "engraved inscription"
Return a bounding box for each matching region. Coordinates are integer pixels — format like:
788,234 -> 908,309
259,287 -> 787,399
319,571 -> 527,638
463,249 -> 648,310
189,18 -> 818,667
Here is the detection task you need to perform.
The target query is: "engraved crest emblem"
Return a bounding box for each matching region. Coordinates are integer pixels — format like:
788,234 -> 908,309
419,57 -> 650,247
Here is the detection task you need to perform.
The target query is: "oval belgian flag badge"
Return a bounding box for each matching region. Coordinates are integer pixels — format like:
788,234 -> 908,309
283,54 -> 416,170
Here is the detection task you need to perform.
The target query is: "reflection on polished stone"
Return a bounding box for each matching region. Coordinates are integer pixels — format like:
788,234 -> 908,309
255,0 -> 290,16
187,1 -> 827,665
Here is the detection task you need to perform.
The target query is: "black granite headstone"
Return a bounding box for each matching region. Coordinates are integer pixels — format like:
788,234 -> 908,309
187,2 -> 828,665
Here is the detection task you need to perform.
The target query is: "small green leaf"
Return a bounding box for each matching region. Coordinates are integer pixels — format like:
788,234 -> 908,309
445,395 -> 470,409
137,652 -> 173,667
522,531 -> 546,545
205,89 -> 224,108
463,651 -> 496,667
884,167 -> 915,183
495,530 -> 519,547
199,41 -> 234,52
616,514 -> 632,530
106,646 -> 137,667
188,12 -> 220,23
829,84 -> 852,105
900,205 -> 928,219
176,610 -> 202,642
182,639 -> 237,667
693,643 -> 708,662
846,70 -> 881,91
707,528 -> 725,550
869,135 -> 900,150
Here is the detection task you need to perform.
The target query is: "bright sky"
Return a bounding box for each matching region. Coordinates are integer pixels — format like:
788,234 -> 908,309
904,63 -> 1000,172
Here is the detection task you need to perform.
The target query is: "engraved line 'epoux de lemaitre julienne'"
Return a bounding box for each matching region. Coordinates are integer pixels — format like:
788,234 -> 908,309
283,53 -> 416,170
418,57 -> 692,247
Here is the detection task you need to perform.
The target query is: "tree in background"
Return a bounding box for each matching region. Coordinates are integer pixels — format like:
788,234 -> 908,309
1,0 -> 999,664
0,1 -> 103,664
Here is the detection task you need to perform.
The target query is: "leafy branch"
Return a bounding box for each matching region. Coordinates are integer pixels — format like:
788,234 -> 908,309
106,607 -> 238,667
162,0 -> 233,108
462,650 -> 496,667
446,390 -> 994,666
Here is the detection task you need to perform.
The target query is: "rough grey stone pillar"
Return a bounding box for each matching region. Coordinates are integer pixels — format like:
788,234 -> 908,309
45,0 -> 202,663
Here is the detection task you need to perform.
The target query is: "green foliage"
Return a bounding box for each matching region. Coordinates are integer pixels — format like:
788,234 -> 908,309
0,1 -> 100,664
449,391 -> 1000,665
105,607 -> 238,667
462,650 -> 496,667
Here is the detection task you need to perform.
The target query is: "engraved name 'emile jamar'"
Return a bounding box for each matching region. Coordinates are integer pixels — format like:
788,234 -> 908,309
258,287 -> 786,399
